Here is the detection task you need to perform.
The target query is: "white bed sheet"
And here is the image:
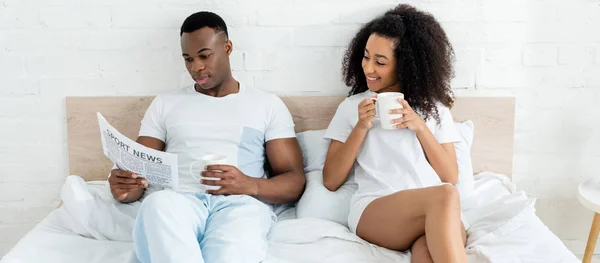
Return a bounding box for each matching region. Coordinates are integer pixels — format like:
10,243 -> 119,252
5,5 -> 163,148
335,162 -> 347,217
1,172 -> 579,263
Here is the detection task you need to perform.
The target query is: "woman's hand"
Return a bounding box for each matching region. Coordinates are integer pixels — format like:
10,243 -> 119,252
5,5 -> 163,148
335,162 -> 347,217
357,96 -> 377,130
389,98 -> 427,133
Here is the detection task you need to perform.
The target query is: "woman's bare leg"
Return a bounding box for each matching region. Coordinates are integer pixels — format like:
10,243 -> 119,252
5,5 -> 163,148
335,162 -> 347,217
356,184 -> 466,263
411,235 -> 432,263
411,225 -> 467,263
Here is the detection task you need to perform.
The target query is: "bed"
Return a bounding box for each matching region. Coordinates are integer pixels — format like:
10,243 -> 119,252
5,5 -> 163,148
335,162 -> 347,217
1,96 -> 579,263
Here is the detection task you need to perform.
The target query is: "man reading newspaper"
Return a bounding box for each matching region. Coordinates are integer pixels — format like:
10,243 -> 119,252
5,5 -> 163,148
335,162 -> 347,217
107,12 -> 305,263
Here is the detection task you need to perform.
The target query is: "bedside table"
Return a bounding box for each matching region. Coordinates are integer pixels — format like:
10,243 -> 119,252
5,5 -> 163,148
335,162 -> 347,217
578,178 -> 600,263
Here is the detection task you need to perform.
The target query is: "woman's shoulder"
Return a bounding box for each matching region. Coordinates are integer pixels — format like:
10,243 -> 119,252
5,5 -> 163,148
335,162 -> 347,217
435,101 -> 452,113
328,92 -> 370,123
415,100 -> 449,115
422,101 -> 454,127
340,91 -> 371,107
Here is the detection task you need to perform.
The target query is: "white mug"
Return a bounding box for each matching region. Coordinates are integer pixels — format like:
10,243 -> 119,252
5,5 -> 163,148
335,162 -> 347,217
189,154 -> 228,191
372,92 -> 404,130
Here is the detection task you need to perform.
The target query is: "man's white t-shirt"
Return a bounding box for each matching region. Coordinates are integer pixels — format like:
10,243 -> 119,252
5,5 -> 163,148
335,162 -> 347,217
325,90 -> 461,218
139,82 -> 295,193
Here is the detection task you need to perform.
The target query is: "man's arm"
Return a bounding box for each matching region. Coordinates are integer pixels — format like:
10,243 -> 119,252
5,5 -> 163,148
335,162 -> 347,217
253,138 -> 305,205
109,136 -> 165,203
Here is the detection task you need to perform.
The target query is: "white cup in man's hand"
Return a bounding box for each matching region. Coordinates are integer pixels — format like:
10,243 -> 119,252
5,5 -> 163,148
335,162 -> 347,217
189,154 -> 228,191
372,92 -> 404,129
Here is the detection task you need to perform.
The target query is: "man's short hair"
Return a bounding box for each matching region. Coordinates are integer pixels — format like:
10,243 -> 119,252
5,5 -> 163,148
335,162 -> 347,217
180,11 -> 228,38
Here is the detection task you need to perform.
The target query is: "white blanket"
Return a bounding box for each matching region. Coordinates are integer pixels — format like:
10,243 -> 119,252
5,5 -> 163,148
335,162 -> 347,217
2,172 -> 578,263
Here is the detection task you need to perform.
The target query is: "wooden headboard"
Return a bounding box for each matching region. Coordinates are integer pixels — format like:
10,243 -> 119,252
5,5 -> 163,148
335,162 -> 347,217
66,96 -> 515,181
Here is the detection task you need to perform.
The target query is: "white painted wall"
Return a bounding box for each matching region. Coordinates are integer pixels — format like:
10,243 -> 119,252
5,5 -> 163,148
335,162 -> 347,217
1,0 -> 599,257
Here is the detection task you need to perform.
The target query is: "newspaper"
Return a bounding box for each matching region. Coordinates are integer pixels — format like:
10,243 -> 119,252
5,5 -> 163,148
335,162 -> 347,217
97,112 -> 178,189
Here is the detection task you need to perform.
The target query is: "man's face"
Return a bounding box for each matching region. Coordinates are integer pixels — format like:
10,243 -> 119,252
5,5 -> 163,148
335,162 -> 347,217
181,27 -> 232,90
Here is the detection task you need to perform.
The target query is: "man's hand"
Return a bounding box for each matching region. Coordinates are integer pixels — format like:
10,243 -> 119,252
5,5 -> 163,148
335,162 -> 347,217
108,169 -> 148,202
201,165 -> 259,196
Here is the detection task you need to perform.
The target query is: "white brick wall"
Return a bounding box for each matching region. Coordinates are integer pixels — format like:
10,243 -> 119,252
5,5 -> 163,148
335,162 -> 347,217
523,44 -> 558,66
1,0 -> 600,258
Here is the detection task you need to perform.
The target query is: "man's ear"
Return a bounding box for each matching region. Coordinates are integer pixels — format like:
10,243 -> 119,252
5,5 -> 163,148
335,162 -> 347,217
225,40 -> 233,56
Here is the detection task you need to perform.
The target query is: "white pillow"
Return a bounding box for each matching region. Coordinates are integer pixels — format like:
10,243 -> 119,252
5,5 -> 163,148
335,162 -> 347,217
57,175 -> 140,242
296,171 -> 357,227
295,129 -> 356,227
454,121 -> 475,200
296,129 -> 329,173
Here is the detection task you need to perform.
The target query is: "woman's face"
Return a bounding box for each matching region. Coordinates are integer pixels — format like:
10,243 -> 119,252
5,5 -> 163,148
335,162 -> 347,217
361,33 -> 400,93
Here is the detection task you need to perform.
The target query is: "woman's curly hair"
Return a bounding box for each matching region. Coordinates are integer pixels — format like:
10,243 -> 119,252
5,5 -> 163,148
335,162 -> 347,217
342,4 -> 455,123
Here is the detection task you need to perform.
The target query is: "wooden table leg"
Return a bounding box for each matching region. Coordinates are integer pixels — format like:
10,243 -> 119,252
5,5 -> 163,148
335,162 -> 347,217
584,213 -> 600,263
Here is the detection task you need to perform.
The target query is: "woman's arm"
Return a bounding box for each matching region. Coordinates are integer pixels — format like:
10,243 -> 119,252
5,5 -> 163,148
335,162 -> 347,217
323,125 -> 369,191
391,99 -> 458,184
323,98 -> 375,191
416,128 -> 458,184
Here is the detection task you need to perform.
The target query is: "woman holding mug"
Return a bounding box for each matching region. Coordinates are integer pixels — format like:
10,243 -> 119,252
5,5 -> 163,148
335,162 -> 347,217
323,4 -> 467,263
